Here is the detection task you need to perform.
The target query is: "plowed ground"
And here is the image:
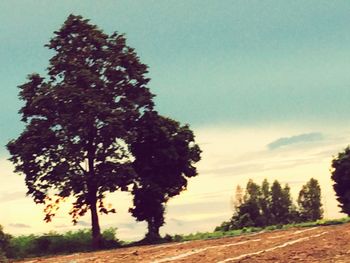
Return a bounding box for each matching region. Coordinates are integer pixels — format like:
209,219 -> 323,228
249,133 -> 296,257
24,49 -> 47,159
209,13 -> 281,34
14,223 -> 350,263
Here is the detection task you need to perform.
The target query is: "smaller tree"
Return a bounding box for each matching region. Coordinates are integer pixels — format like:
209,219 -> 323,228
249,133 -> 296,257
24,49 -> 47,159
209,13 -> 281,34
270,180 -> 292,224
297,178 -> 323,221
129,111 -> 201,241
282,184 -> 295,223
259,179 -> 271,226
242,179 -> 262,225
231,184 -> 244,214
231,179 -> 262,228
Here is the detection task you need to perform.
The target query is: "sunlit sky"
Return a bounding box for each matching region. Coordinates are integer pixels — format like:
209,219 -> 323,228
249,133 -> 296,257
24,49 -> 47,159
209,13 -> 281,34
1,0 -> 350,240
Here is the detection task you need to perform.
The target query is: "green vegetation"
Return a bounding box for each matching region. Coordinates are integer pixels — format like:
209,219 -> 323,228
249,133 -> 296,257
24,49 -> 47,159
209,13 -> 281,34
331,147 -> 350,216
298,178 -> 323,221
6,14 -> 200,248
1,217 -> 349,260
130,111 -> 201,241
0,225 -> 11,262
216,178 -> 323,231
167,217 -> 350,243
2,228 -> 119,260
7,14 -> 155,248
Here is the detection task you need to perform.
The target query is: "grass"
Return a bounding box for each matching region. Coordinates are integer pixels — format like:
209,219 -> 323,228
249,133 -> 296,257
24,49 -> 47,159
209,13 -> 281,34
166,217 -> 350,243
4,217 -> 350,260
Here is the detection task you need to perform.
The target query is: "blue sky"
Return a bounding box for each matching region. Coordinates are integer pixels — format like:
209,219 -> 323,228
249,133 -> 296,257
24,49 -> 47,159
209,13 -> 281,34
2,1 -> 350,144
1,1 -> 350,238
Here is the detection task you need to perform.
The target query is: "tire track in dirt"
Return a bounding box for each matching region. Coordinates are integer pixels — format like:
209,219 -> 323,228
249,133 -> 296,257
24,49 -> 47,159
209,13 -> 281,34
152,239 -> 262,263
193,227 -> 326,263
15,229 -> 295,263
17,224 -> 349,263
149,227 -> 321,263
216,231 -> 328,263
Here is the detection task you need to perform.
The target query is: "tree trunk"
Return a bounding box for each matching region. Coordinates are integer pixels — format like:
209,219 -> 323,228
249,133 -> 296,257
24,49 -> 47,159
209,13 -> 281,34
87,131 -> 101,249
146,218 -> 161,241
90,195 -> 102,249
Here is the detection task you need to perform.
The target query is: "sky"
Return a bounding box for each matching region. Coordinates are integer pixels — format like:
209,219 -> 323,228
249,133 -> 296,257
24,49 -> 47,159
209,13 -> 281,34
1,0 -> 350,240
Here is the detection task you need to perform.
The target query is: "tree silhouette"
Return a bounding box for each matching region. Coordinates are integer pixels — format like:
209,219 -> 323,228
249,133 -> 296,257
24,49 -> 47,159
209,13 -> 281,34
298,178 -> 323,221
230,179 -> 262,228
0,225 -> 11,260
331,147 -> 350,215
270,181 -> 292,224
259,179 -> 271,226
7,15 -> 153,248
241,179 -> 261,224
129,111 -> 201,241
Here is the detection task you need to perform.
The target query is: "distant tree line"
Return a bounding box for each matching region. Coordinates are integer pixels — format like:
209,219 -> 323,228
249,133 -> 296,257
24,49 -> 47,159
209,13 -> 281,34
216,178 -> 323,231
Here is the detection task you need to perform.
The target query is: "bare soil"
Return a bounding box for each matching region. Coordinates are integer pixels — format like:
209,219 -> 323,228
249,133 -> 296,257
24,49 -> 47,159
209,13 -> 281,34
14,223 -> 350,263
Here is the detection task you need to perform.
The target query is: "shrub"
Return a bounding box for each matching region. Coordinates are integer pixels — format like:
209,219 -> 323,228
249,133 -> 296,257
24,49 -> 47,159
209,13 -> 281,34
0,225 -> 11,261
6,228 -> 121,259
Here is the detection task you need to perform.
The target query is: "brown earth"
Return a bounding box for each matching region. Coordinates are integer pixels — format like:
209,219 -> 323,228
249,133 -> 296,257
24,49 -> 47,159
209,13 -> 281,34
14,223 -> 350,263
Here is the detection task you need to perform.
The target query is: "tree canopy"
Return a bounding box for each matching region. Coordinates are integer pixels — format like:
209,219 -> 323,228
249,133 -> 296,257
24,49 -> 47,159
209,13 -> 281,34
259,179 -> 271,226
331,147 -> 350,215
270,181 -> 292,225
7,14 -> 154,248
129,111 -> 201,240
298,178 -> 323,221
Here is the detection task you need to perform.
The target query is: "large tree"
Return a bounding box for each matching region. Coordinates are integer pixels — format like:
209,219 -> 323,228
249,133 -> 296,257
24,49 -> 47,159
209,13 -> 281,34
297,178 -> 323,221
7,15 -> 154,248
129,111 -> 201,241
331,147 -> 350,215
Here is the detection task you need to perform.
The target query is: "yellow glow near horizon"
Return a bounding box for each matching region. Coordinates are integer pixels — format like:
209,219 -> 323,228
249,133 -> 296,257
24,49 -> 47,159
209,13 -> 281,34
0,124 -> 348,240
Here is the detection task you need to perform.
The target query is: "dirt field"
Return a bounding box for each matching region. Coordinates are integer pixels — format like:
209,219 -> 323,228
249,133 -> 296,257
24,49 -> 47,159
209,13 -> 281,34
14,223 -> 350,263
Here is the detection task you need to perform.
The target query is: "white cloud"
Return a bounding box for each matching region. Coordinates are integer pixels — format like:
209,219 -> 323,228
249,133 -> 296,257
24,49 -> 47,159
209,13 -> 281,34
8,223 -> 31,229
267,132 -> 324,150
0,191 -> 26,203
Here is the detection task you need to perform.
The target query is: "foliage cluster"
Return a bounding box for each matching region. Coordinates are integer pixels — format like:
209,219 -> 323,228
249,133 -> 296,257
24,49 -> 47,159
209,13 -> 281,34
129,112 -> 201,241
216,178 -> 323,231
2,228 -> 119,259
0,225 -> 11,262
331,146 -> 350,216
6,14 -> 201,248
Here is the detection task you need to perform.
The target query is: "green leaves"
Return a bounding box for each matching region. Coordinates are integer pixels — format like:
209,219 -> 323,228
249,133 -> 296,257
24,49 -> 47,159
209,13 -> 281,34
226,179 -> 305,230
331,147 -> 350,215
129,111 -> 201,238
7,14 -> 154,230
298,178 -> 323,221
8,14 -> 201,246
